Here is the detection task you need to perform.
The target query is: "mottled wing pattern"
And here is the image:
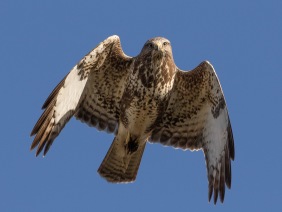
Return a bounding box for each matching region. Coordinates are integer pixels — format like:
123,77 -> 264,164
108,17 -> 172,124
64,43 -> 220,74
74,36 -> 132,133
150,61 -> 234,204
30,35 -> 132,156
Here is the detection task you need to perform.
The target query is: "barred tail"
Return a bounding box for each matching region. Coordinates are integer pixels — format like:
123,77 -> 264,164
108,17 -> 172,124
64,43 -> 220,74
98,136 -> 146,183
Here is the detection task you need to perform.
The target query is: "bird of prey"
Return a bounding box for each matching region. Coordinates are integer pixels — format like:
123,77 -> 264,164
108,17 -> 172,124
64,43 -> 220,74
30,35 -> 234,204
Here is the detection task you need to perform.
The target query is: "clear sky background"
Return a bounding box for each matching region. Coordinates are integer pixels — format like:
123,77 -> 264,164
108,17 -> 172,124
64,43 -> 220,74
1,0 -> 281,211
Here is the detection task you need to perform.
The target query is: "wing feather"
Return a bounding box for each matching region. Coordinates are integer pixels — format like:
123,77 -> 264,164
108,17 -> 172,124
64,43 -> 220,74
42,75 -> 67,110
30,35 -> 132,156
74,36 -> 132,133
30,96 -> 56,137
150,61 -> 234,204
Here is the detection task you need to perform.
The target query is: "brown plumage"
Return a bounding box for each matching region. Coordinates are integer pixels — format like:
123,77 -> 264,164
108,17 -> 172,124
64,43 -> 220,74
30,35 -> 234,204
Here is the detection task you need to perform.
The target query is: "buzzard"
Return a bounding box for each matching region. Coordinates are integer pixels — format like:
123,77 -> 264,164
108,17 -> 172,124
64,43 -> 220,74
30,35 -> 234,204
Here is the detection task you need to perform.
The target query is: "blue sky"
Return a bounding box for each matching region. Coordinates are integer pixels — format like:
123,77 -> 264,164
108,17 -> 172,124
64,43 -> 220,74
1,0 -> 282,211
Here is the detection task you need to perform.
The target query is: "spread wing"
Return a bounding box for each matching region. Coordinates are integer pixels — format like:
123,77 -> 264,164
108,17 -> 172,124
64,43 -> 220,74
150,61 -> 234,204
30,35 -> 133,156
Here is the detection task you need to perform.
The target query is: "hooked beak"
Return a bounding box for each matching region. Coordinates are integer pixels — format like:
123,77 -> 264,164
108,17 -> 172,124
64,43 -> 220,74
153,42 -> 162,51
152,42 -> 165,56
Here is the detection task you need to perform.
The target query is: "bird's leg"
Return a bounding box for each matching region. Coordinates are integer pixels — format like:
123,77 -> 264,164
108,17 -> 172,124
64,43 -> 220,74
124,132 -> 139,154
127,137 -> 139,154
121,135 -> 138,172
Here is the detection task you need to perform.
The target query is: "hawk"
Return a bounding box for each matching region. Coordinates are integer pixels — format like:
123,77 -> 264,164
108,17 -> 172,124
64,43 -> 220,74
30,35 -> 234,204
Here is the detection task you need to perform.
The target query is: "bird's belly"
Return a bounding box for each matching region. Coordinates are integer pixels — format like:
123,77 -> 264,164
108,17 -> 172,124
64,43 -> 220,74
125,97 -> 160,137
121,70 -> 173,137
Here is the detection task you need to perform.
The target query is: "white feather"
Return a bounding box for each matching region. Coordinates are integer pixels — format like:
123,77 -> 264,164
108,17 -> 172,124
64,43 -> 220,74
54,65 -> 88,123
54,35 -> 120,123
203,107 -> 228,170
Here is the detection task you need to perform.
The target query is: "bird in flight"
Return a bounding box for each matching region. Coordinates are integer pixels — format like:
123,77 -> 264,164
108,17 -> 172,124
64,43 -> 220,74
30,35 -> 234,204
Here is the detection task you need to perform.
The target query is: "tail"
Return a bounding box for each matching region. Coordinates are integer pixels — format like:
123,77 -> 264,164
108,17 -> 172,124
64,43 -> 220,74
98,136 -> 146,183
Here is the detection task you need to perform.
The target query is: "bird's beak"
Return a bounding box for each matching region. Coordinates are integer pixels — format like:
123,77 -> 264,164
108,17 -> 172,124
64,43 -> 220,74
154,44 -> 161,51
155,42 -> 162,51
154,42 -> 164,54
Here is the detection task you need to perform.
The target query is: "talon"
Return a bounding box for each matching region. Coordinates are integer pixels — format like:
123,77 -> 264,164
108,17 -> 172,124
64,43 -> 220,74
125,135 -> 139,154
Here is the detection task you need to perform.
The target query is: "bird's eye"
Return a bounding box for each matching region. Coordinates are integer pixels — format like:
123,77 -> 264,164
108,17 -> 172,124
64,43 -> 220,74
146,43 -> 153,48
163,42 -> 169,46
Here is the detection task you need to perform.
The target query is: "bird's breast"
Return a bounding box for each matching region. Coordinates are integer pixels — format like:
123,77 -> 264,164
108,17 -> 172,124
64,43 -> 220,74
120,59 -> 175,136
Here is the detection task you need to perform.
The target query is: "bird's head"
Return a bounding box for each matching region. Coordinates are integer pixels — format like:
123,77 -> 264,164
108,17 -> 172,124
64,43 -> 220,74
141,37 -> 173,60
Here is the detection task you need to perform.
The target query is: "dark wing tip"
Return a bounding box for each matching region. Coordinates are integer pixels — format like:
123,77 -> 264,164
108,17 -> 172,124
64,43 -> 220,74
43,139 -> 55,156
208,175 -> 224,204
30,101 -> 55,137
219,164 -> 226,203
30,73 -> 67,155
228,120 -> 235,160
207,145 -> 233,204
225,164 -> 232,189
42,76 -> 66,109
219,186 -> 225,203
31,75 -> 65,137
208,183 -> 213,203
